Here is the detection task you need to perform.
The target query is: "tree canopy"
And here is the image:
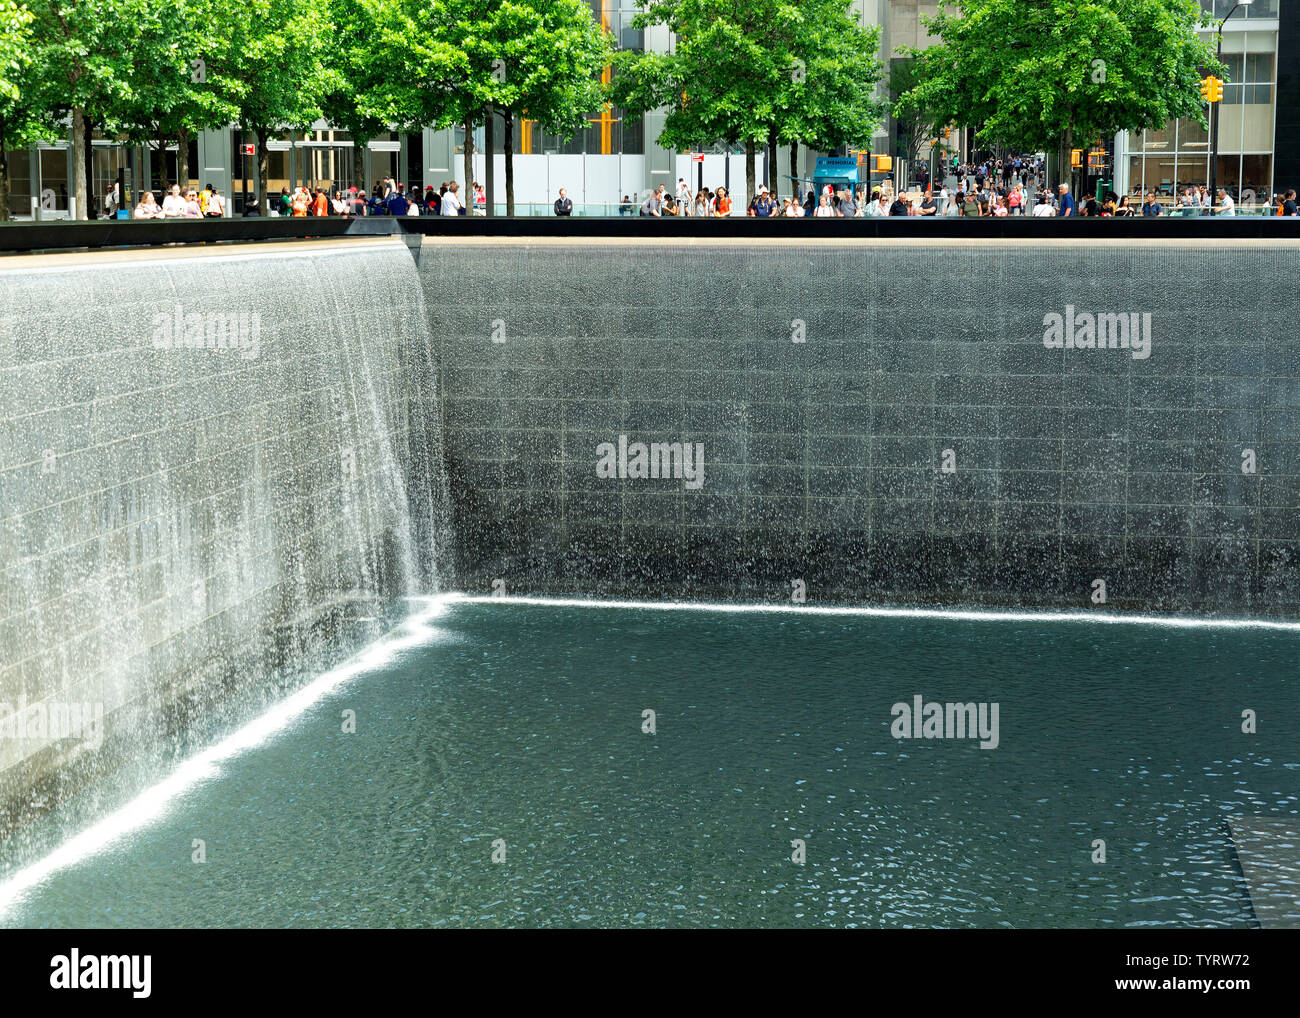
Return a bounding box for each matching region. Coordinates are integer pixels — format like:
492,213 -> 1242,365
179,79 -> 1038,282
894,0 -> 1220,179
612,0 -> 884,201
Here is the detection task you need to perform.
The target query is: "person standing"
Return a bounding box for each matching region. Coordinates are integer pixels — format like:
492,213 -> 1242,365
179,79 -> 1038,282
554,187 -> 573,216
206,187 -> 225,218
1057,184 -> 1075,217
1216,188 -> 1235,216
441,180 -> 463,216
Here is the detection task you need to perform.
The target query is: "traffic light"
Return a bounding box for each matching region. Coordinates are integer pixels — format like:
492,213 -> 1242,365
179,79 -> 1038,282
1200,76 -> 1223,103
873,155 -> 892,172
1071,149 -> 1083,168
944,126 -> 951,139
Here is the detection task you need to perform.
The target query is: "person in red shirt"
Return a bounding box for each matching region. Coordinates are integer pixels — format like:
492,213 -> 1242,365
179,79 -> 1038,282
311,189 -> 329,216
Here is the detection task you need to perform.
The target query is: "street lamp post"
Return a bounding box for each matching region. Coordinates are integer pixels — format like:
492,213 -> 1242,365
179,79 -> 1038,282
1209,0 -> 1251,215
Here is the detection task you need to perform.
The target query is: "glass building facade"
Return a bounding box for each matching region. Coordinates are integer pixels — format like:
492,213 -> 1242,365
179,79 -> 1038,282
1119,0 -> 1281,207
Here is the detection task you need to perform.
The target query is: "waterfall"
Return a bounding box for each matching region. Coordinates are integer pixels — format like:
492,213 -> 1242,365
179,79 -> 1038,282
0,237 -> 445,861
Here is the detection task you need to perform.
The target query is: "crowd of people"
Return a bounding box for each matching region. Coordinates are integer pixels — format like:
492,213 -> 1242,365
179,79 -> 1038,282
129,177 -> 488,219
129,182 -> 227,219
252,177 -> 488,218
120,153 -> 1296,220
602,150 -> 1295,219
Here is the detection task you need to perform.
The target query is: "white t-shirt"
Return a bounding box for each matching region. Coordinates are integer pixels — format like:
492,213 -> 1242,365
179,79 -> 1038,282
162,194 -> 187,217
1032,203 -> 1056,217
1220,195 -> 1235,216
441,192 -> 463,216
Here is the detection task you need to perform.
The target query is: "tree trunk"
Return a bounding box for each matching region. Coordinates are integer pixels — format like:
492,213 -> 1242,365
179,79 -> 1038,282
767,127 -> 778,195
83,116 -> 95,216
789,141 -> 798,199
504,109 -> 515,217
0,139 -> 10,222
485,108 -> 495,217
177,129 -> 190,193
71,107 -> 88,220
256,127 -> 268,216
1057,125 -> 1074,197
462,115 -> 473,199
352,140 -> 365,194
745,138 -> 755,207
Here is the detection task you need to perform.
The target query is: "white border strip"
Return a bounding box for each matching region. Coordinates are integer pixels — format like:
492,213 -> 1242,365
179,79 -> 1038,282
0,594 -> 453,919
455,593 -> 1300,631
0,236 -> 404,275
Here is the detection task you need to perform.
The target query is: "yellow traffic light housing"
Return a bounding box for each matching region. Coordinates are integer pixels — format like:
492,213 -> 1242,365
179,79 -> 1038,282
1201,75 -> 1223,103
1070,149 -> 1083,168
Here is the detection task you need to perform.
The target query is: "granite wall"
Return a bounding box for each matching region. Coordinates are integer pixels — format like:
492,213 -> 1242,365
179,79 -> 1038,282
422,237 -> 1300,616
0,237 -> 443,838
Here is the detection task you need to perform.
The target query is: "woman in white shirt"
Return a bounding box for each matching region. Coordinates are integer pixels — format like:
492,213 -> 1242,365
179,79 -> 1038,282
813,195 -> 835,218
161,185 -> 187,218
441,181 -> 463,215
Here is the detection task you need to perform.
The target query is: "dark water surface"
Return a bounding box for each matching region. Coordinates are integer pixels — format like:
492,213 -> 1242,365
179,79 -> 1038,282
2,600 -> 1296,928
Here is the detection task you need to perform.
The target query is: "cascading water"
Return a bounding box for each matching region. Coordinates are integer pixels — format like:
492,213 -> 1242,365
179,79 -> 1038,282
0,237 -> 447,871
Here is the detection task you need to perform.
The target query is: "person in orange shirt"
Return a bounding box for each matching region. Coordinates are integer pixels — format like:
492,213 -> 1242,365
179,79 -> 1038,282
714,186 -> 732,217
311,188 -> 328,216
291,188 -> 309,216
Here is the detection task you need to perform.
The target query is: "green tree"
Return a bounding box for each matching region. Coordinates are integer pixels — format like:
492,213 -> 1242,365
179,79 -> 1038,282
894,0 -> 1219,185
205,0 -> 330,214
788,1 -> 885,191
323,0 -> 416,192
108,0 -> 240,194
368,0 -> 479,203
26,0 -> 152,219
887,57 -> 944,181
614,0 -> 882,204
387,0 -> 612,215
0,0 -> 50,219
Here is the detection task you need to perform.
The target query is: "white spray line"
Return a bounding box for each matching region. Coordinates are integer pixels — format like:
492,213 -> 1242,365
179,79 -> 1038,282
0,594 -> 453,920
0,237 -> 404,275
454,593 -> 1300,631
